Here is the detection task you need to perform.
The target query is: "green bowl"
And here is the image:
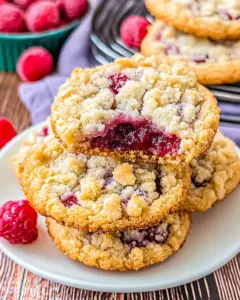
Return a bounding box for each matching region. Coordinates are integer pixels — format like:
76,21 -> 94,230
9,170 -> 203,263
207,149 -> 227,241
0,20 -> 82,72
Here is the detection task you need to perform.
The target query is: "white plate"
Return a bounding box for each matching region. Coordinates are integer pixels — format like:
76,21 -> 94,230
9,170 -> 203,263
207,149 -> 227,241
0,123 -> 240,293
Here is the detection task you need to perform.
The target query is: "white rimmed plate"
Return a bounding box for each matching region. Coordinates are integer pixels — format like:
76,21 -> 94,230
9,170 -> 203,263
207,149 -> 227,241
0,123 -> 239,293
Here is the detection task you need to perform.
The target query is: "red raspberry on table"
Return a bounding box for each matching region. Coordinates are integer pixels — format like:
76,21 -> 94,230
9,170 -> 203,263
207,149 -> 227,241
120,16 -> 150,49
0,118 -> 17,149
13,0 -> 35,10
0,4 -> 25,33
17,47 -> 53,82
25,1 -> 60,32
0,200 -> 38,245
61,0 -> 88,21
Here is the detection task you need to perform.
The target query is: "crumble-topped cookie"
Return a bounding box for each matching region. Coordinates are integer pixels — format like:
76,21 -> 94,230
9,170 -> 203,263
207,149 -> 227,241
51,54 -> 219,164
185,132 -> 240,212
19,138 -> 191,232
141,21 -> 240,85
12,119 -> 52,177
46,212 -> 191,271
146,0 -> 240,40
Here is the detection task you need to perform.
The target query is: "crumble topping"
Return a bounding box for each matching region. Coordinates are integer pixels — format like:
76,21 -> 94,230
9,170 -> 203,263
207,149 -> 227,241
53,154 -> 168,216
190,132 -> 240,202
46,212 -> 191,270
174,0 -> 240,20
52,55 -> 219,163
53,55 -> 207,147
24,138 -> 185,221
53,220 -> 169,250
12,120 -> 52,176
151,22 -> 240,64
120,222 -> 169,248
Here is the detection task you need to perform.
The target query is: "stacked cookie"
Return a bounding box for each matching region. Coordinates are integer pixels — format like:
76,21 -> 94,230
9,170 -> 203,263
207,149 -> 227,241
15,54 -> 240,271
143,0 -> 240,85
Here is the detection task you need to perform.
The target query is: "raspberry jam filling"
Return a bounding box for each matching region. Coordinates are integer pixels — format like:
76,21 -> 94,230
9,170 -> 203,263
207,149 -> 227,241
121,223 -> 169,249
193,53 -> 209,64
221,12 -> 240,21
40,126 -> 49,137
89,115 -> 181,157
166,44 -> 180,55
106,73 -> 129,95
60,193 -> 79,208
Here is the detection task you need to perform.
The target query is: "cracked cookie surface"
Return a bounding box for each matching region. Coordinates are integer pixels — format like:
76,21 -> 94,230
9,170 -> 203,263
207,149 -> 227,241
19,138 -> 190,232
146,0 -> 240,40
185,132 -> 240,212
51,54 -> 219,164
141,21 -> 240,85
46,212 -> 191,271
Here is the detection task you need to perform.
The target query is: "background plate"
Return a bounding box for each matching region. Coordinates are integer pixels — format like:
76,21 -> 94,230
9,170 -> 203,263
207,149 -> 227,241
0,123 -> 239,292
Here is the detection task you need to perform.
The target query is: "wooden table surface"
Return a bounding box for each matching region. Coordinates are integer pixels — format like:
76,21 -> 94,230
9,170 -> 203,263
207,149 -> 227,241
0,72 -> 239,300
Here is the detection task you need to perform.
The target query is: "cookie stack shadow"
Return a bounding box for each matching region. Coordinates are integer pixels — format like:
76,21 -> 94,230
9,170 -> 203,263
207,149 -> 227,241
15,53 -> 240,271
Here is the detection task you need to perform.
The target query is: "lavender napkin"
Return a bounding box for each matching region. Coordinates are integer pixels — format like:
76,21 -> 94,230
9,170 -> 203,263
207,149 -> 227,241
221,124 -> 240,145
18,0 -> 240,145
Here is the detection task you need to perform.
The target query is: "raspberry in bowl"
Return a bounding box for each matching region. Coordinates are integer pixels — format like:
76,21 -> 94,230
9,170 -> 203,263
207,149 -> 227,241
0,0 -> 89,72
51,54 -> 220,164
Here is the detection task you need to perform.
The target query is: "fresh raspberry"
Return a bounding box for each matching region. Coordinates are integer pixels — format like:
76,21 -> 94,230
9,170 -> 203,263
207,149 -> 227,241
61,0 -> 88,21
0,4 -> 25,33
0,200 -> 38,245
0,118 -> 17,149
120,16 -> 150,49
55,0 -> 63,10
57,18 -> 69,28
25,1 -> 60,32
17,47 -> 53,82
13,0 -> 35,10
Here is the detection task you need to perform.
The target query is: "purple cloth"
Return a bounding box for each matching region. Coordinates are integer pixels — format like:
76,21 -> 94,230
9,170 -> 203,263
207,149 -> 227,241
20,75 -> 66,124
18,0 -> 240,145
219,102 -> 240,116
220,125 -> 240,146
